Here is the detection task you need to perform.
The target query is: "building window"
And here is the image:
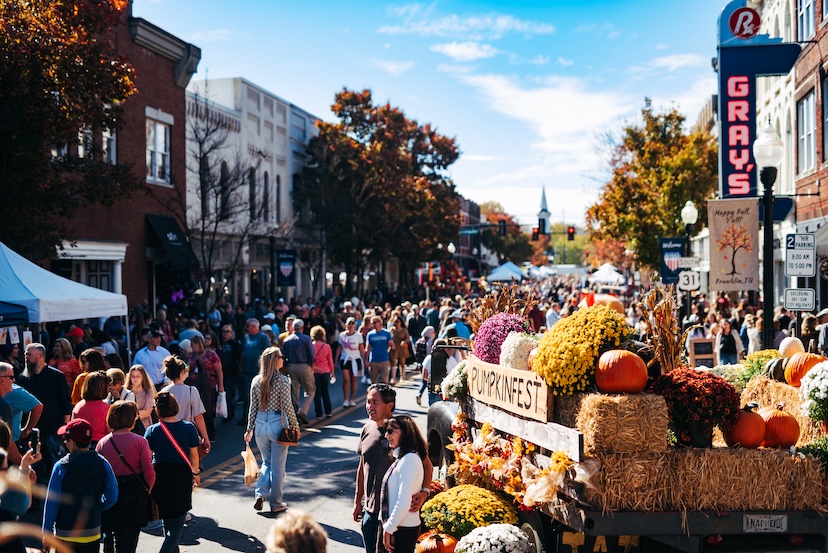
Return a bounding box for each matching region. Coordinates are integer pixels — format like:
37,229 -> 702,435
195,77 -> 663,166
220,161 -> 230,221
249,168 -> 257,220
263,172 -> 270,222
86,260 -> 112,292
276,175 -> 281,224
146,119 -> 171,183
77,128 -> 92,159
798,91 -> 816,173
103,129 -> 116,164
798,0 -> 815,40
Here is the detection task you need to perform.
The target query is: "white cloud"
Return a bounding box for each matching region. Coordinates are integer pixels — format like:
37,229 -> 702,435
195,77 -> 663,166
186,29 -> 246,43
574,22 -> 621,39
379,4 -> 554,39
430,41 -> 498,62
649,74 -> 718,124
370,59 -> 416,76
630,54 -> 706,74
437,63 -> 477,74
655,42 -> 668,50
558,57 -> 573,67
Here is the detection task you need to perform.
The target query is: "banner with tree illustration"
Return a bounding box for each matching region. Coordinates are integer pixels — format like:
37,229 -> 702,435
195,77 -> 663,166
707,198 -> 759,292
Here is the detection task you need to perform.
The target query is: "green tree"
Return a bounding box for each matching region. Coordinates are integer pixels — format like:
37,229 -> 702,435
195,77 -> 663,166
479,202 -> 534,264
301,88 -> 461,294
585,99 -> 717,273
0,0 -> 142,259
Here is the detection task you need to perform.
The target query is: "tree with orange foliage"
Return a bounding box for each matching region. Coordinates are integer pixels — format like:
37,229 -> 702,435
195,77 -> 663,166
716,224 -> 753,276
0,0 -> 141,259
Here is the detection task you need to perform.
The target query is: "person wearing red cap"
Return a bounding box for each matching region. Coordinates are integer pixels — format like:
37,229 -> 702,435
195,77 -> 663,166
43,418 -> 118,552
66,327 -> 89,358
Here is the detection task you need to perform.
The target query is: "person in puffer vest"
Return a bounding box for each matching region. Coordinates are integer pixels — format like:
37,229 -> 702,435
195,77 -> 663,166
42,418 -> 118,553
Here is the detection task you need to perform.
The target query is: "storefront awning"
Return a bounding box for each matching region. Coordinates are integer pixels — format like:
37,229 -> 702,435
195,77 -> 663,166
146,214 -> 198,270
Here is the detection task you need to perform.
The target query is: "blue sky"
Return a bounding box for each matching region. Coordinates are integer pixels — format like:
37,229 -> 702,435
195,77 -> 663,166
134,0 -> 728,227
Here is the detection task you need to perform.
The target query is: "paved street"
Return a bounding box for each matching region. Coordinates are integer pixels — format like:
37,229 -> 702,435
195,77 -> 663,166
129,368 -> 428,552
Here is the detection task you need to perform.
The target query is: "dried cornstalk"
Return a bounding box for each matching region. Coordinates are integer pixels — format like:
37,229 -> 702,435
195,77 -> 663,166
636,286 -> 682,373
468,284 -> 536,333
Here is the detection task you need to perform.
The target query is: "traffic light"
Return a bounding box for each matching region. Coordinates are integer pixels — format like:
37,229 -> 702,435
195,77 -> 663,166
498,220 -> 507,236
531,227 -> 539,241
567,226 -> 575,241
538,218 -> 546,235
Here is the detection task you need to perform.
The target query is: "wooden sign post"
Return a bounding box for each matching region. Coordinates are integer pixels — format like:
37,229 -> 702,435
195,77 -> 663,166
466,355 -> 551,423
689,338 -> 717,368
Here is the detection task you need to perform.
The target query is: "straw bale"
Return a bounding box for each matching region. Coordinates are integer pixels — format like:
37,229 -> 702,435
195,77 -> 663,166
668,447 -> 823,511
553,392 -> 587,428
741,377 -> 819,446
576,393 -> 669,455
584,452 -> 671,512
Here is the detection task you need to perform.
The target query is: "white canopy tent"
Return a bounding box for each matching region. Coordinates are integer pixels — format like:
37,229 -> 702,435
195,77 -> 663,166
487,262 -> 526,282
588,264 -> 625,285
0,242 -> 128,323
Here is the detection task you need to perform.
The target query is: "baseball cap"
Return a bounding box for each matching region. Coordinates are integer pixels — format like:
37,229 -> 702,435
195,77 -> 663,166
264,312 -> 276,320
58,419 -> 93,446
66,327 -> 84,338
345,317 -> 356,325
147,328 -> 164,338
817,308 -> 828,318
261,324 -> 273,332
292,319 -> 305,330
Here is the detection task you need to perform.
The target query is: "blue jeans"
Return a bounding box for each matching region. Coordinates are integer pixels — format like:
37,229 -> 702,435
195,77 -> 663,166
254,411 -> 289,508
361,510 -> 381,553
428,392 -> 442,406
160,513 -> 186,553
720,353 -> 738,365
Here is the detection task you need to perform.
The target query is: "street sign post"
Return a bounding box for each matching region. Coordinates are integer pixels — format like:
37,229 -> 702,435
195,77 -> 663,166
677,257 -> 700,269
677,270 -> 701,292
784,288 -> 815,311
785,233 -> 816,277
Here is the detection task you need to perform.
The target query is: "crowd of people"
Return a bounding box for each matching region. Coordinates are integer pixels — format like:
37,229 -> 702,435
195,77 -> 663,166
4,275 -> 825,553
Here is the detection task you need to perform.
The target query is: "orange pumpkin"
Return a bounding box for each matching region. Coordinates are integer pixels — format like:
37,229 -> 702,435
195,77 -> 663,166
758,403 -> 800,447
416,531 -> 457,553
784,352 -> 826,387
723,402 -> 766,448
595,350 -> 648,393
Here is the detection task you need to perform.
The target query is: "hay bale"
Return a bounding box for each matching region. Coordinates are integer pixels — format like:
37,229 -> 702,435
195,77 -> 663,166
584,452 -> 671,512
576,394 -> 669,455
668,447 -> 823,511
553,392 -> 587,427
741,376 -> 819,446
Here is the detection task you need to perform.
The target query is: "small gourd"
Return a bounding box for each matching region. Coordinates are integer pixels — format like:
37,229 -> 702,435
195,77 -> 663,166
723,402 -> 765,448
758,403 -> 800,447
595,350 -> 648,393
784,352 -> 825,387
778,337 -> 805,359
763,357 -> 788,382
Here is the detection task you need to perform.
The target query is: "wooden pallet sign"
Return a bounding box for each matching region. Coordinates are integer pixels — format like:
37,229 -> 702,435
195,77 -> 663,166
466,354 -> 551,423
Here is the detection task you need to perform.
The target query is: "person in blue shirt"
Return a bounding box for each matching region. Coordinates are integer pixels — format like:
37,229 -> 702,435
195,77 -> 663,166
239,318 -> 272,426
43,418 -> 118,553
0,362 -> 43,463
365,317 -> 394,385
439,310 -> 471,340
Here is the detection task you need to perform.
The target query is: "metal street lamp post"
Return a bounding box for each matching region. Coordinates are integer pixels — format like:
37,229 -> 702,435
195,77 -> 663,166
753,122 -> 785,350
680,200 -> 698,326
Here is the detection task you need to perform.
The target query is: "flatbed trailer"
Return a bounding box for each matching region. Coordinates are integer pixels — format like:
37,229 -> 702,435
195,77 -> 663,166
426,397 -> 828,553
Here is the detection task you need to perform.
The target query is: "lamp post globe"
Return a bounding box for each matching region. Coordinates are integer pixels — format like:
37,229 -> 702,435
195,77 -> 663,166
753,121 -> 784,350
681,200 -> 698,227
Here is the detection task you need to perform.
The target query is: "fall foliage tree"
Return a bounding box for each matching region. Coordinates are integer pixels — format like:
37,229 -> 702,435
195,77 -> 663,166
716,224 -> 753,275
300,88 -> 461,294
0,0 -> 142,259
585,99 -> 717,273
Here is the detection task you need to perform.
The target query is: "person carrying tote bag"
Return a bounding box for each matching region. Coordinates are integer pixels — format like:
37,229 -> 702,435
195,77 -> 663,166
243,346 -> 299,513
96,401 -> 156,553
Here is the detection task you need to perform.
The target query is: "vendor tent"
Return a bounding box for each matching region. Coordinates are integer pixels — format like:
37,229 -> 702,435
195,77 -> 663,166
588,264 -> 625,285
0,242 -> 128,323
0,301 -> 29,326
487,262 -> 526,282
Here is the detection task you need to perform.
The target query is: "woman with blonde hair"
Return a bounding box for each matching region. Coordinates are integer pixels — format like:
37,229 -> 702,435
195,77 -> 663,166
50,338 -> 81,389
266,509 -> 327,553
243,346 -> 298,513
126,365 -> 156,432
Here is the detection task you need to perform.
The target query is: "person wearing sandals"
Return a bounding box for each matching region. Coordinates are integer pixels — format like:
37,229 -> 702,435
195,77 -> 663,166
96,401 -> 156,553
144,392 -> 200,553
243,346 -> 299,513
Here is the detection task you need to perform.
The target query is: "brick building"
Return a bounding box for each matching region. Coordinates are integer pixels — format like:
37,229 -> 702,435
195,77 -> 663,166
58,2 -> 200,311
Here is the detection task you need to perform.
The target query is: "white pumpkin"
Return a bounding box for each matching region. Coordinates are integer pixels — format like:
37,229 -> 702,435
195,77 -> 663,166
778,337 -> 805,359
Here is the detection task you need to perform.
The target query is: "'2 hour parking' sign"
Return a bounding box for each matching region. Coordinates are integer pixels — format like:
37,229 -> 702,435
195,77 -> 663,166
785,234 -> 815,278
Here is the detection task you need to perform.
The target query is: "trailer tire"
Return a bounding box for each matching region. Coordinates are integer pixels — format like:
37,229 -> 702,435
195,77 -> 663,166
518,510 -> 555,553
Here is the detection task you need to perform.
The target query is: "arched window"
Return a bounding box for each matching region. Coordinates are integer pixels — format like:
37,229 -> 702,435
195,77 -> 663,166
219,161 -> 229,220
263,172 -> 270,222
249,168 -> 257,220
276,175 -> 282,224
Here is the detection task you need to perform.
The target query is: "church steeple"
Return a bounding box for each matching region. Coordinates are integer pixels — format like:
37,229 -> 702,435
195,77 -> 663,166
538,184 -> 550,234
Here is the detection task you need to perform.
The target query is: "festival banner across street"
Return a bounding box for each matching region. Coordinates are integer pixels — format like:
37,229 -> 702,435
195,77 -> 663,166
707,198 -> 759,292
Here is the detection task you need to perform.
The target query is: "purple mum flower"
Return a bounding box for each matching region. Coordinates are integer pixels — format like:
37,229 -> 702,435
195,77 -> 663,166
473,313 -> 531,364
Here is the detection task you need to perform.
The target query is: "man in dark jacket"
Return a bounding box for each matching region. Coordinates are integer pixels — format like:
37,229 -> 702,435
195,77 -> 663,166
42,418 -> 118,553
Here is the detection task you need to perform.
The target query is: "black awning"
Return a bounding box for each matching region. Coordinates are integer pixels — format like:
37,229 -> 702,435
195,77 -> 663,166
0,301 -> 29,326
146,214 -> 198,270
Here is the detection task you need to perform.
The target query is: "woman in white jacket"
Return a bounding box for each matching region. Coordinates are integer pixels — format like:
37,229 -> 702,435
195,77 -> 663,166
380,415 -> 427,553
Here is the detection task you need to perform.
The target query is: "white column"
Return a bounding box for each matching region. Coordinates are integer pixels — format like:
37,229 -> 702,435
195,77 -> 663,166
113,261 -> 123,295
